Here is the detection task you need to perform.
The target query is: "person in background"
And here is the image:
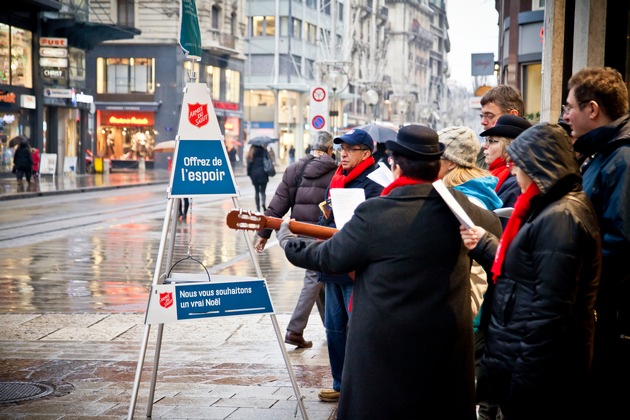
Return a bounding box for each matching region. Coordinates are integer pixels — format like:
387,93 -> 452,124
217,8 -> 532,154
288,145 -> 296,164
255,131 -> 337,348
13,138 -> 33,184
178,198 -> 190,221
371,142 -> 389,168
278,124 -> 502,419
480,115 -> 532,209
31,146 -> 40,179
315,128 -> 383,403
477,85 -> 525,169
563,66 -> 630,419
247,145 -> 270,212
461,123 -> 601,420
438,126 -> 503,420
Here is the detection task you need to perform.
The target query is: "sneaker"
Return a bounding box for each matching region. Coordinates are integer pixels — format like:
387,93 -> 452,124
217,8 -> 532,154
318,388 -> 340,402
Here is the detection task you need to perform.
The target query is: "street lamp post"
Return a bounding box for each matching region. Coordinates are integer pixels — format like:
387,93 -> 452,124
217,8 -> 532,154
324,69 -> 348,135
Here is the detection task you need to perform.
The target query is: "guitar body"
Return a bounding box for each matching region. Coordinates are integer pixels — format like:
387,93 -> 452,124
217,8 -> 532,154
226,209 -> 337,240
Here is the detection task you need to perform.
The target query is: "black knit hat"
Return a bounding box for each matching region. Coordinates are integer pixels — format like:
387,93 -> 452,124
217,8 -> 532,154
386,124 -> 444,160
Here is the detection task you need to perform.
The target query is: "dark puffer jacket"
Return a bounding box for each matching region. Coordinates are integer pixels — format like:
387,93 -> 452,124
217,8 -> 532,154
471,123 -> 602,416
257,153 -> 337,239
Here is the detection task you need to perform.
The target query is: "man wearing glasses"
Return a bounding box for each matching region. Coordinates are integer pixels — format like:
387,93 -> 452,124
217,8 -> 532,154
563,66 -> 630,419
316,128 -> 383,403
476,85 -> 525,169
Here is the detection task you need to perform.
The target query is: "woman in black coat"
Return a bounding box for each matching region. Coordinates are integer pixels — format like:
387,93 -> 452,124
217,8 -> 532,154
462,123 -> 602,420
246,145 -> 270,211
13,138 -> 34,183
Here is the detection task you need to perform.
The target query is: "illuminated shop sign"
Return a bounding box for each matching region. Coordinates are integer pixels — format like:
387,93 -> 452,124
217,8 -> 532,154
101,111 -> 155,126
40,37 -> 68,47
0,92 -> 17,104
212,100 -> 239,111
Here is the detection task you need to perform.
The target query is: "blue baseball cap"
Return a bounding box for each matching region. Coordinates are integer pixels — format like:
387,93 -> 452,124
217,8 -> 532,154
333,129 -> 374,149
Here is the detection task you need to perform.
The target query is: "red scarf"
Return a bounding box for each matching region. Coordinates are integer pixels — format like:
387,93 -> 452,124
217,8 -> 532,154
381,175 -> 432,196
491,182 -> 540,279
329,156 -> 375,193
489,157 -> 510,191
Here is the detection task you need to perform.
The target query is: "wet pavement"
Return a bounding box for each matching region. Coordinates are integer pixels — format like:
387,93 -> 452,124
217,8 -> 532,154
0,165 -> 338,419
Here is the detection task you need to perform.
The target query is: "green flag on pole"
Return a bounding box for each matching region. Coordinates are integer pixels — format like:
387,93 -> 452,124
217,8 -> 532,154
180,0 -> 202,60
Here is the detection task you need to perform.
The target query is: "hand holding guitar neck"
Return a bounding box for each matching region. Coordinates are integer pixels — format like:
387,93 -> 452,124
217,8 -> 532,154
225,209 -> 338,240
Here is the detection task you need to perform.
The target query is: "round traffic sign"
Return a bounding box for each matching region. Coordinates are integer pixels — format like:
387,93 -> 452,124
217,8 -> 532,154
312,87 -> 326,102
312,115 -> 326,130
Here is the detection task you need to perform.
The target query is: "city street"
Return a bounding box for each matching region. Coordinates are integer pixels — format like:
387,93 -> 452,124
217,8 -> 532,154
0,171 -> 337,419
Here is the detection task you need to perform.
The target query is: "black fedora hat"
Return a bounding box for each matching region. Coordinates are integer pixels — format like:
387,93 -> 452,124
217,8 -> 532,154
386,124 -> 444,160
479,115 -> 532,139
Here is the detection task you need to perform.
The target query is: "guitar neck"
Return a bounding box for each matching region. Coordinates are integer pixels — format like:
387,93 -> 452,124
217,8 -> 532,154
263,216 -> 337,240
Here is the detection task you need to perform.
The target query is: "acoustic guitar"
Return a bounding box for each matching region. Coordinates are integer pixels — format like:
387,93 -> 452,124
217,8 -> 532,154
225,209 -> 337,240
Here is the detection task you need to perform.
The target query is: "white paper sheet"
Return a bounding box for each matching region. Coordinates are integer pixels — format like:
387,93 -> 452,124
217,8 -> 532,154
367,162 -> 394,187
432,179 -> 475,229
330,188 -> 366,230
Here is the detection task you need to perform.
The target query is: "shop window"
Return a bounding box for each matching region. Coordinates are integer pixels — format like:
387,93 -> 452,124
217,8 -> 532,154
184,60 -> 200,81
225,69 -> 240,103
97,57 -> 155,94
206,65 -> 221,100
0,24 -> 33,88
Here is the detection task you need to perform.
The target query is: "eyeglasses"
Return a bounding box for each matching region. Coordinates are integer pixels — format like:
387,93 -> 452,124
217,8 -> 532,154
479,112 -> 498,121
339,146 -> 368,154
562,101 -> 591,115
484,139 -> 500,145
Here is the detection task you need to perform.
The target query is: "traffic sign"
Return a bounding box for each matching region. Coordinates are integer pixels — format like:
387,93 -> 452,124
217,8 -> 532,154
309,86 -> 329,132
312,115 -> 326,130
312,87 -> 326,102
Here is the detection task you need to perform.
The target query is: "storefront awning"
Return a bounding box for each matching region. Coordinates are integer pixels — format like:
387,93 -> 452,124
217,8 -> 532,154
44,19 -> 141,50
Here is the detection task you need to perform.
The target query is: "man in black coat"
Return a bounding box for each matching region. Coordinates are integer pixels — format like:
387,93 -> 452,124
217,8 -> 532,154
279,125 -> 502,419
13,138 -> 34,183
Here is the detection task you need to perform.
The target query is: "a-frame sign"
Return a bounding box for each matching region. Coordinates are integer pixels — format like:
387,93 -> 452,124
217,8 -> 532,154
127,81 -> 309,419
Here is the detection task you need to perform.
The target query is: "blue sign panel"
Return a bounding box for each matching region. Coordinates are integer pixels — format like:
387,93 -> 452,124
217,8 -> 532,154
170,139 -> 237,196
145,279 -> 275,324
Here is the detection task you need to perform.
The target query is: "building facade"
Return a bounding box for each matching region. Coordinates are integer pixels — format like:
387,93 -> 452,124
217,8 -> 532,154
1,0 -> 137,176
87,0 -> 247,170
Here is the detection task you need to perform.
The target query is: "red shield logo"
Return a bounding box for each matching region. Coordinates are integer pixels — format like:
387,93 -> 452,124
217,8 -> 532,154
159,292 -> 173,309
188,102 -> 209,128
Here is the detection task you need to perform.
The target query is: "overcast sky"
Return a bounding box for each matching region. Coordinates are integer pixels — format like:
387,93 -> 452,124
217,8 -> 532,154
446,0 -> 499,90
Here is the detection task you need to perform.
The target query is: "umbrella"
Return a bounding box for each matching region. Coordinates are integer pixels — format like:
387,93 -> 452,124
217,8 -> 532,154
8,135 -> 28,148
354,124 -> 398,143
153,140 -> 176,152
248,136 -> 279,146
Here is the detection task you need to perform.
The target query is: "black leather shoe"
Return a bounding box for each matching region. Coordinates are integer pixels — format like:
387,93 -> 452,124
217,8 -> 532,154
285,331 -> 313,348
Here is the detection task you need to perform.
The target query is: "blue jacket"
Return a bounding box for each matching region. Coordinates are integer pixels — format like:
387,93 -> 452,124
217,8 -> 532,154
574,113 -> 630,324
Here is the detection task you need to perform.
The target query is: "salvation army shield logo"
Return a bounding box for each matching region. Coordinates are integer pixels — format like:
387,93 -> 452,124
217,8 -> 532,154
188,102 -> 209,128
159,292 -> 174,309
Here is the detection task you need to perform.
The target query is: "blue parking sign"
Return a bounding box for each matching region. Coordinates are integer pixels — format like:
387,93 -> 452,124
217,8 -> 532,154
170,139 -> 237,196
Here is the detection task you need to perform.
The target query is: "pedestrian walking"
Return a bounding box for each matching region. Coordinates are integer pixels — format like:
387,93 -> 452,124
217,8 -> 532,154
461,122 -> 602,420
246,145 -> 270,212
254,131 -> 338,348
278,124 -> 502,419
31,146 -> 40,179
178,198 -> 189,221
13,138 -> 34,183
563,66 -> 630,419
